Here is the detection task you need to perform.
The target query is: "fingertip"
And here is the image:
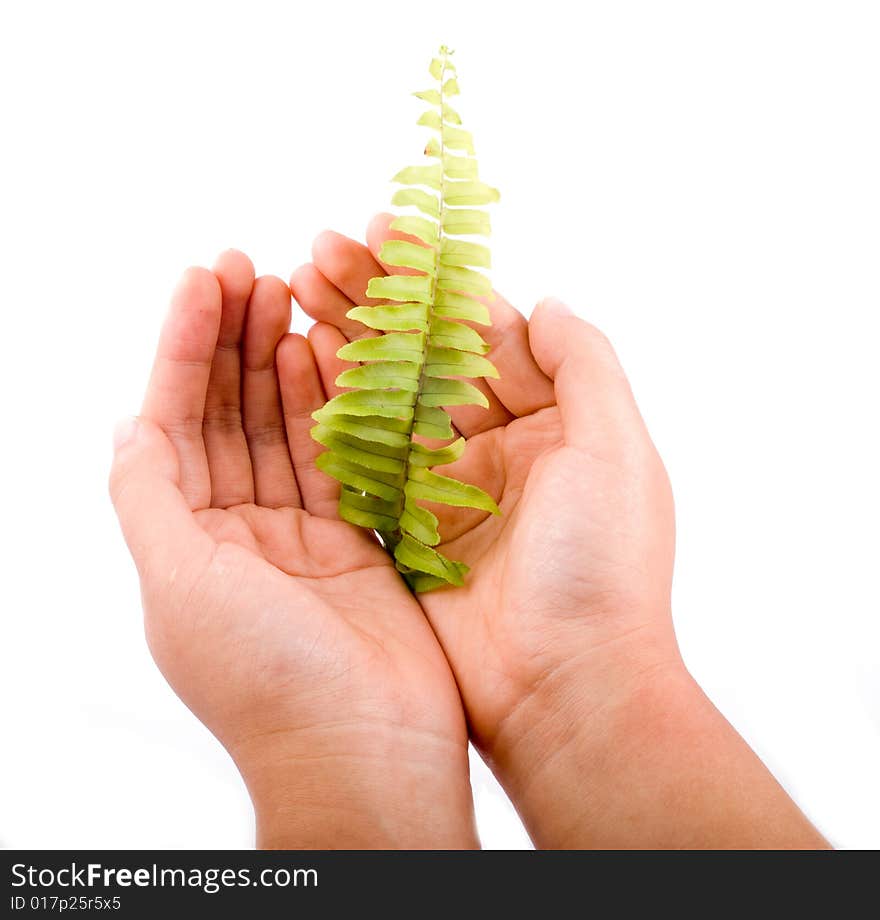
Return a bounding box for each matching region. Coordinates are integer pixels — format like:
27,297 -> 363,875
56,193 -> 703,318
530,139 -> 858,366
305,229 -> 383,316
366,211 -> 420,258
212,250 -> 256,321
278,332 -> 325,389
277,332 -> 327,415
163,267 -> 223,352
276,331 -> 311,368
252,273 -> 292,307
530,296 -> 575,332
175,265 -> 222,307
216,247 -> 253,264
529,297 -> 578,378
538,296 -> 573,317
214,251 -> 252,288
529,298 -> 623,389
311,229 -> 348,264
243,275 -> 291,368
533,297 -> 610,341
366,211 -> 395,243
275,333 -> 338,516
253,274 -> 293,324
307,321 -> 347,354
213,248 -> 255,283
307,323 -> 350,397
288,262 -> 321,302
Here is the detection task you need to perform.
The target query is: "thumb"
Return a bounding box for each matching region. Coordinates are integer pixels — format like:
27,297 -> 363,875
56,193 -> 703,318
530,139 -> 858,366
109,417 -> 213,579
528,298 -> 640,450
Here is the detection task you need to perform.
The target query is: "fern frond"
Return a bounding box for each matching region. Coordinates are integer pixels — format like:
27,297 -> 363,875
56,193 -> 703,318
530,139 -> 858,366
311,45 -> 501,592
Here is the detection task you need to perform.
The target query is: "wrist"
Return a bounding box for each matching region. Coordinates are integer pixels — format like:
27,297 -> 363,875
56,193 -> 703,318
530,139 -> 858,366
486,621 -> 684,845
233,720 -> 479,849
486,630 -> 826,849
491,649 -> 688,848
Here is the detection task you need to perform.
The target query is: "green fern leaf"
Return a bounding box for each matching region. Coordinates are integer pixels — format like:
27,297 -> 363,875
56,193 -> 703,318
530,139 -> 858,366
345,303 -> 429,332
389,215 -> 439,246
311,45 -> 502,592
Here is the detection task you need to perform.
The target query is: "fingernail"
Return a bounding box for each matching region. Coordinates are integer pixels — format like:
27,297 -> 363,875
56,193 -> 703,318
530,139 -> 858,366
113,416 -> 139,450
542,296 -> 573,316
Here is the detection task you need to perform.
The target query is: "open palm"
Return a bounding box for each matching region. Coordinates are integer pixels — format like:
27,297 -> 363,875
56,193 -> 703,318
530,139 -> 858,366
291,216 -> 678,761
110,252 -> 475,847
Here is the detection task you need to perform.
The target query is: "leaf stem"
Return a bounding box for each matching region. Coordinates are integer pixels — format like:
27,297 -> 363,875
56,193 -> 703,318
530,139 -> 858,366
381,51 -> 449,558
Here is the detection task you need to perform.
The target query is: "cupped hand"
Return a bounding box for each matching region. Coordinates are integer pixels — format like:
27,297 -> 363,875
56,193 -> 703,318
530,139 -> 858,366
109,252 -> 477,848
290,216 -> 680,786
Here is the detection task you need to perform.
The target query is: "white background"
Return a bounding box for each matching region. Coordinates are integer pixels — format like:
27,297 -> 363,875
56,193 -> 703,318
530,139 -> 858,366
1,0 -> 878,849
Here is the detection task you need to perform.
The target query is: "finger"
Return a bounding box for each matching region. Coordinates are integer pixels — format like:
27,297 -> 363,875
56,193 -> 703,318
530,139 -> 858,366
311,229 -> 386,308
307,321 -> 350,398
109,417 -> 214,581
202,249 -> 256,508
366,212 -> 555,420
480,296 -> 556,417
241,275 -> 300,509
141,266 -> 222,509
528,298 -> 639,450
289,262 -> 377,342
276,332 -> 339,518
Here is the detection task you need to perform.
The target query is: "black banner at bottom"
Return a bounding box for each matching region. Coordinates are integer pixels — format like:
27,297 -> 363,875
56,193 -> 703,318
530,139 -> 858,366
1,850 -> 872,915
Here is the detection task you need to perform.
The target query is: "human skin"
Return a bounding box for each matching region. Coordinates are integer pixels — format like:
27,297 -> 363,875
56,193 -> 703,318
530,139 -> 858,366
109,253 -> 478,849
111,226 -> 828,850
289,214 -> 829,849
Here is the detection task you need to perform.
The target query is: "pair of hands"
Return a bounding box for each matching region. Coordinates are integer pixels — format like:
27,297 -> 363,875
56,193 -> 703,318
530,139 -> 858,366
110,214 -> 824,849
